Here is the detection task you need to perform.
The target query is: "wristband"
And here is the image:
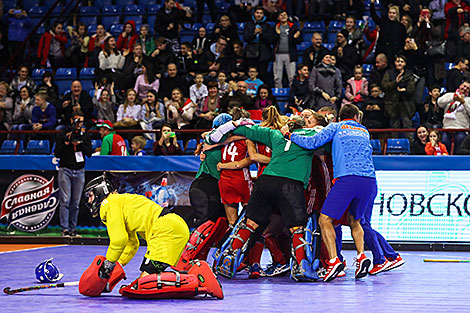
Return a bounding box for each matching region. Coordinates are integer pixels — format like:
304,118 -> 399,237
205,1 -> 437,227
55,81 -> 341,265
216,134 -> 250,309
284,132 -> 291,140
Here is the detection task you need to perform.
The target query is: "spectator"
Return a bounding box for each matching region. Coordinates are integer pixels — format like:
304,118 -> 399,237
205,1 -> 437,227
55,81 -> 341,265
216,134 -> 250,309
137,24 -> 156,56
117,20 -> 139,53
54,111 -> 92,237
151,37 -> 176,75
419,85 -> 444,128
37,21 -> 67,70
446,58 -> 468,92
0,82 -> 13,144
211,15 -> 239,47
273,10 -> 301,88
429,0 -> 446,29
120,43 -> 146,91
12,86 -> 35,132
200,36 -> 232,78
245,66 -> 264,97
177,42 -> 199,78
153,123 -> 184,155
308,53 -> 342,110
411,125 -> 430,155
303,32 -> 329,71
189,73 -> 208,105
5,8 -> 31,69
243,6 -> 275,84
96,36 -> 127,85
370,0 -> 406,63
31,92 -> 57,131
220,80 -> 255,112
140,89 -> 165,132
196,0 -> 217,23
362,84 -> 387,131
444,0 -> 470,46
115,89 -> 142,130
425,129 -> 449,155
253,84 -> 279,111
92,82 -> 116,123
289,63 -> 311,112
165,87 -> 198,129
369,53 -> 389,92
217,71 -> 229,97
456,26 -> 470,60
9,66 -> 35,95
159,63 -> 189,101
86,24 -> 110,68
134,59 -> 159,102
58,81 -> 93,130
228,1 -> 256,23
131,135 -> 147,156
231,41 -> 247,80
401,15 -> 417,37
332,29 -> 362,83
437,80 -> 470,152
66,22 -> 89,71
36,71 -> 59,106
363,22 -> 379,63
457,132 -> 470,154
155,0 -> 190,52
345,16 -> 364,52
195,81 -> 220,129
342,65 -> 369,108
97,120 -> 128,156
381,55 -> 416,137
192,27 -> 211,57
308,0 -> 328,21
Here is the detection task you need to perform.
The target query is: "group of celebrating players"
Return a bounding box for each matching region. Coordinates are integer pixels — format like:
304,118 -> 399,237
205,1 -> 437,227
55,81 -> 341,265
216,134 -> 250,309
78,103 -> 404,300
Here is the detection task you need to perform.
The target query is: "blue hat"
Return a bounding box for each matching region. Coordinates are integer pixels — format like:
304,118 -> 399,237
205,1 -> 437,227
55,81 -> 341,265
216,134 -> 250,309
212,113 -> 232,128
35,258 -> 64,283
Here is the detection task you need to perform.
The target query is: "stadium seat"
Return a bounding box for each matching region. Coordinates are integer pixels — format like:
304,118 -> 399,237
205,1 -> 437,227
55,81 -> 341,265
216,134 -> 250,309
22,0 -> 38,10
445,62 -> 455,71
184,139 -> 198,155
386,138 -> 410,155
101,5 -> 122,29
272,88 -> 290,100
110,24 -> 124,37
32,68 -> 52,85
49,5 -> 63,17
177,140 -> 184,150
24,140 -> 50,155
363,64 -> 373,77
297,42 -> 311,53
143,139 -> 155,154
206,22 -> 215,32
87,24 -> 97,35
302,21 -> 325,41
370,139 -> 381,155
237,23 -> 245,36
3,0 -> 17,11
147,4 -> 162,26
328,20 -> 345,32
94,0 -> 113,10
116,0 -> 135,8
79,6 -> 100,25
55,68 -> 77,96
28,6 -> 46,27
123,4 -> 144,24
184,0 -> 197,8
0,140 -> 23,155
322,43 -> 334,50
79,68 -> 96,93
91,140 -> 102,151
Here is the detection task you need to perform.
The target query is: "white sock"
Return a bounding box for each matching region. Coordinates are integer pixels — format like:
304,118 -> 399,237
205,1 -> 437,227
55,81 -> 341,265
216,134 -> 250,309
330,258 -> 337,263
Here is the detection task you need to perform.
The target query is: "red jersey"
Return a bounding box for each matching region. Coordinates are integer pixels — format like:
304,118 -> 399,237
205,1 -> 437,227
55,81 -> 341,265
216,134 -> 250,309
255,142 -> 272,177
220,140 -> 250,181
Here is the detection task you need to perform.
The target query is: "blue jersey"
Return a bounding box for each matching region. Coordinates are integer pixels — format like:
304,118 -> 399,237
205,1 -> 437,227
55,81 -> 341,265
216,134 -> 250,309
290,120 -> 376,179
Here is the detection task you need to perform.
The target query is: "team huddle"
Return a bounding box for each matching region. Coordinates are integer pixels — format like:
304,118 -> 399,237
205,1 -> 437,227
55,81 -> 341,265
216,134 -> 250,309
77,103 -> 404,300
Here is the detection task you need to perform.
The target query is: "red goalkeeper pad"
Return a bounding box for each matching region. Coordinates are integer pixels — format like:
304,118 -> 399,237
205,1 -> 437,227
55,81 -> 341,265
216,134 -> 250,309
79,255 -> 108,297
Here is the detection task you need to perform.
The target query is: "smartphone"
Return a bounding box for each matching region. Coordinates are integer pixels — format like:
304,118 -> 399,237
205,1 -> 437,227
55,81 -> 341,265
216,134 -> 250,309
13,9 -> 22,14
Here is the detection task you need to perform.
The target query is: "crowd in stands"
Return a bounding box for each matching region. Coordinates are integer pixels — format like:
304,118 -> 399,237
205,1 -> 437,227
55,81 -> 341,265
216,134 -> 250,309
0,0 -> 470,155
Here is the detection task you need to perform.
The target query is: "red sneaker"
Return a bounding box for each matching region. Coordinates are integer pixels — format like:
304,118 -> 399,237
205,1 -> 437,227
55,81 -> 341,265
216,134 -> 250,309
386,254 -> 405,271
369,259 -> 392,275
324,257 -> 345,282
354,253 -> 371,279
337,260 -> 347,277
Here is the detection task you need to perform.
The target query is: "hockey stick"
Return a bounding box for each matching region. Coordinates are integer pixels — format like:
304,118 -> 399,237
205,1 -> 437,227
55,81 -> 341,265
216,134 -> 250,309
423,259 -> 470,263
3,281 -> 79,295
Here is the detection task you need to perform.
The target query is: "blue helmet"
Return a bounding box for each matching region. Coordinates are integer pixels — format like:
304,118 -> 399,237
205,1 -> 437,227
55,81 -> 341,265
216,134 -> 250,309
212,113 -> 232,128
35,258 -> 64,283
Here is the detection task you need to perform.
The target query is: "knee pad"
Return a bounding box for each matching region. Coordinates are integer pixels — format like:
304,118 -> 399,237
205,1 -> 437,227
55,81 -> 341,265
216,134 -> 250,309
79,256 -> 126,297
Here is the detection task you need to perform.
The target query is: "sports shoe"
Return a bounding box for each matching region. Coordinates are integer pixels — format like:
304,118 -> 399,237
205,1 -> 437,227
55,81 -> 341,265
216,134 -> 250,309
323,257 -> 345,282
262,263 -> 290,277
385,254 -> 405,271
337,260 -> 347,277
291,259 -> 319,282
248,263 -> 265,279
61,229 -> 70,237
236,261 -> 248,273
354,253 -> 371,279
69,230 -> 82,238
317,267 -> 326,279
369,258 -> 392,275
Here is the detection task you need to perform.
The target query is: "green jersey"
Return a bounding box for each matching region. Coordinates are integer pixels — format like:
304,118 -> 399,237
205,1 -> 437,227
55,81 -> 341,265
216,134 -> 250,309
232,125 -> 318,188
195,145 -> 222,180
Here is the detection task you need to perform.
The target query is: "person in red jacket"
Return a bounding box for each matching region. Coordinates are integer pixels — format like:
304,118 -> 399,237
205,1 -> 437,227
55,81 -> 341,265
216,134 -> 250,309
117,20 -> 139,53
37,21 -> 67,70
425,129 -> 449,155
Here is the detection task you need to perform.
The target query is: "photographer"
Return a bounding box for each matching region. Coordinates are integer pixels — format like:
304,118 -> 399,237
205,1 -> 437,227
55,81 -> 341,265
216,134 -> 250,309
54,111 -> 92,237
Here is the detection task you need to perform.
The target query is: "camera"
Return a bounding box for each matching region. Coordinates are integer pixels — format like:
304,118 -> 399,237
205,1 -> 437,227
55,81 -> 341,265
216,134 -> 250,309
70,129 -> 84,143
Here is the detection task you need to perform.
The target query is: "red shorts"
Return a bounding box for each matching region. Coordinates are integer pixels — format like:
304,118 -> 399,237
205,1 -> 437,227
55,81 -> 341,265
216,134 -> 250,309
218,178 -> 251,205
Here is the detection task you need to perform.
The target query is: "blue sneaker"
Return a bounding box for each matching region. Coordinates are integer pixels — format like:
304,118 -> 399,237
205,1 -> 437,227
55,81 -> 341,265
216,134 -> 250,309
248,263 -> 265,279
262,263 -> 290,277
291,259 -> 319,282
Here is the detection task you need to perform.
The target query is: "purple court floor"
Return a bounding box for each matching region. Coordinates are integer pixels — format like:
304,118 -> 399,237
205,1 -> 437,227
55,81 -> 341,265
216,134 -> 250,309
1,245 -> 470,313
